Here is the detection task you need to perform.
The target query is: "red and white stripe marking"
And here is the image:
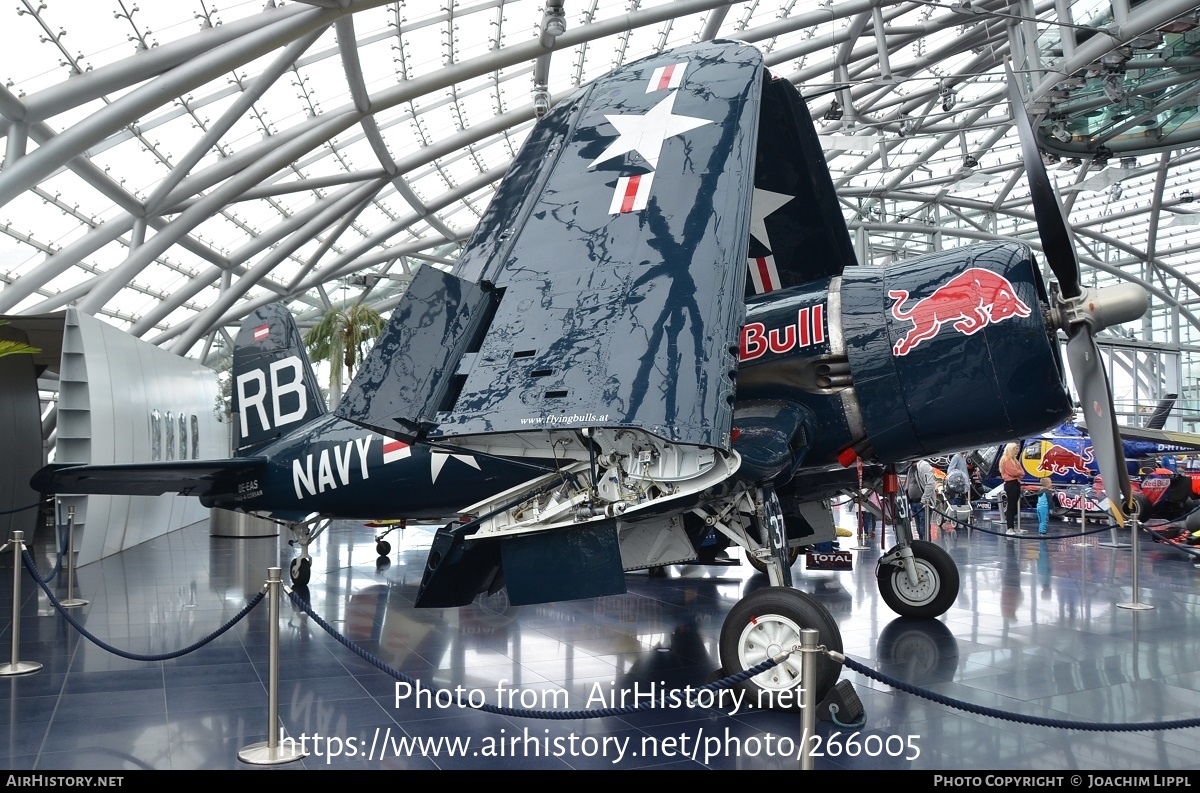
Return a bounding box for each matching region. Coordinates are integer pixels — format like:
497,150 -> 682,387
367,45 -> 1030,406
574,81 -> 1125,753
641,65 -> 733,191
382,438 -> 411,464
253,324 -> 270,342
748,256 -> 782,294
647,63 -> 685,92
609,172 -> 655,214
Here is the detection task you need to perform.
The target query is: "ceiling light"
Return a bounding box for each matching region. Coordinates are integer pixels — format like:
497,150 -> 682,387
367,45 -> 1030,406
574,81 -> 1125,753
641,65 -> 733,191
940,82 -> 956,112
543,8 -> 566,37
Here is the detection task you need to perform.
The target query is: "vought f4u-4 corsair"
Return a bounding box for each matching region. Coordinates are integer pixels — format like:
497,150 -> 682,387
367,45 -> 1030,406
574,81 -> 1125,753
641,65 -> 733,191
33,41 -> 1150,707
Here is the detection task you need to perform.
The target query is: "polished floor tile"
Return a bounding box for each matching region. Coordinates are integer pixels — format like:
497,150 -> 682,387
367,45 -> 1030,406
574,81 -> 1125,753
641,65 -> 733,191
2,506 -> 1200,770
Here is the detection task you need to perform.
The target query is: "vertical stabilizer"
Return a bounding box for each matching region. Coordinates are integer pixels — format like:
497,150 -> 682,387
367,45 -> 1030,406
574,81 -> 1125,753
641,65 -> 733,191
231,304 -> 325,455
1146,394 -> 1178,430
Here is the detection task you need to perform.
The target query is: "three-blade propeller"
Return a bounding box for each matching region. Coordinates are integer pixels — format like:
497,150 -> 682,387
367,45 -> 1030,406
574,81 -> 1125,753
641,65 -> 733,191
1004,61 -> 1149,524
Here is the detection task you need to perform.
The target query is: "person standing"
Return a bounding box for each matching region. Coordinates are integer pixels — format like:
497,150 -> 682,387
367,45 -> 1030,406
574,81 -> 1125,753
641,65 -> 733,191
906,461 -> 925,540
1000,442 -> 1024,535
1036,476 -> 1053,535
947,451 -> 970,507
918,458 -> 938,536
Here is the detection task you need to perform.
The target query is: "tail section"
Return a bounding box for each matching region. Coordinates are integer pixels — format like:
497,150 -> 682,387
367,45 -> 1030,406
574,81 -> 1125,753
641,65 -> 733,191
232,303 -> 325,456
1145,393 -> 1178,430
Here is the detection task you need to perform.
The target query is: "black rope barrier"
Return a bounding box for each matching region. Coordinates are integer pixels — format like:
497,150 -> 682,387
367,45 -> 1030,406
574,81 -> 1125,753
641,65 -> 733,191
838,653 -> 1200,732
22,550 -> 265,662
0,501 -> 43,516
288,589 -> 782,720
928,505 -> 1119,540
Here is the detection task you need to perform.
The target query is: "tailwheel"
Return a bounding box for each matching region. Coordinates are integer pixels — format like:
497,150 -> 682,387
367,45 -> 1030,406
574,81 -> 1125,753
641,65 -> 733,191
376,540 -> 392,557
290,556 -> 311,587
719,587 -> 842,711
876,540 -> 958,618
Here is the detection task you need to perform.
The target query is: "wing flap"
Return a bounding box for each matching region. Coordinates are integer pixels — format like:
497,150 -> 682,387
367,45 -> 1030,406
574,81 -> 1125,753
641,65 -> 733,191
337,266 -> 494,441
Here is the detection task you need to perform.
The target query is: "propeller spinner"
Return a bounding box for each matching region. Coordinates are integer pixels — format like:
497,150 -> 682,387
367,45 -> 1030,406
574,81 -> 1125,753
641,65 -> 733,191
1005,62 -> 1149,523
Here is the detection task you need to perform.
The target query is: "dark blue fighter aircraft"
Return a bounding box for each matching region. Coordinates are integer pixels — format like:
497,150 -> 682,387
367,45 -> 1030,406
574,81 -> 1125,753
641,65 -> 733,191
33,42 -> 1150,707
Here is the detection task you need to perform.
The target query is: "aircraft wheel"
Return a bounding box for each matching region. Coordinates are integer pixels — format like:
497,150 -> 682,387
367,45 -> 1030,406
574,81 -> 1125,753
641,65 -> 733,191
290,557 -> 311,587
719,587 -> 842,710
745,546 -> 799,574
376,540 -> 391,557
876,540 -> 959,619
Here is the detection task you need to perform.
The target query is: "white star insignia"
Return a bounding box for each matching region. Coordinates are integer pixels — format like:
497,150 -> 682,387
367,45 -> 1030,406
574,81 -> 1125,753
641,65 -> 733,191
431,451 -> 480,484
749,188 -> 794,254
589,91 -> 713,170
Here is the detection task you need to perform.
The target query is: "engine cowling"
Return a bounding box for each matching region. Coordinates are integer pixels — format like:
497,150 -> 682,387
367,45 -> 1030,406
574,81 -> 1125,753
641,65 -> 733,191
841,239 -> 1072,462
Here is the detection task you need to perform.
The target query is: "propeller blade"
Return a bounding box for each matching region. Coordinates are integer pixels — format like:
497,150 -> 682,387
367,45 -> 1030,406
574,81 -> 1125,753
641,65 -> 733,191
1004,61 -> 1082,299
1065,329 -> 1131,525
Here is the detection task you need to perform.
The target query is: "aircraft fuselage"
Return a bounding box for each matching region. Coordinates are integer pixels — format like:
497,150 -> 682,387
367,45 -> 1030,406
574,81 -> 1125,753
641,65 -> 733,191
207,413 -> 537,522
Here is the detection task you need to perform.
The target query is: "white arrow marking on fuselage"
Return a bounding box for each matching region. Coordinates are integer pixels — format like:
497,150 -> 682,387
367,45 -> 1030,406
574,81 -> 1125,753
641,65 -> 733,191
430,451 -> 481,484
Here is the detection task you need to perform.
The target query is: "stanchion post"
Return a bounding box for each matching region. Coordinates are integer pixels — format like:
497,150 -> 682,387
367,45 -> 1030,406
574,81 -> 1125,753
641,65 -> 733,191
238,567 -> 305,765
60,506 -> 87,608
0,532 -> 42,676
799,628 -> 818,771
1118,509 -> 1153,611
1073,494 -> 1089,547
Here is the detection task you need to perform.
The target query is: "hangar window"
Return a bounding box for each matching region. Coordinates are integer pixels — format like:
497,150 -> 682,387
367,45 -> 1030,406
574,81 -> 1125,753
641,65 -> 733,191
151,410 -> 161,462
191,415 -> 199,459
179,414 -> 187,461
165,411 -> 175,461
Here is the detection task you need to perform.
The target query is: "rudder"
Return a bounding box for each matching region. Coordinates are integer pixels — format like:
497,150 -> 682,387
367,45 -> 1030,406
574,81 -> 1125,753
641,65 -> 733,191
231,303 -> 325,456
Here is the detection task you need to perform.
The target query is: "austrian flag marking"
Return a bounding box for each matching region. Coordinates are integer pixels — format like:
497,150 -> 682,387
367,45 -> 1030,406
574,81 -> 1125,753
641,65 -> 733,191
609,172 -> 655,214
253,324 -> 269,342
382,438 -> 411,464
647,63 -> 685,92
749,256 -> 782,294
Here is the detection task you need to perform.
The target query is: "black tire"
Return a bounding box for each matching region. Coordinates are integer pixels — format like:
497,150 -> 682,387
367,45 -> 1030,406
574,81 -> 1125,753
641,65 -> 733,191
376,540 -> 392,557
718,587 -> 843,710
1131,492 -> 1153,522
1185,509 -> 1200,535
876,540 -> 959,619
290,556 -> 311,587
745,546 -> 799,574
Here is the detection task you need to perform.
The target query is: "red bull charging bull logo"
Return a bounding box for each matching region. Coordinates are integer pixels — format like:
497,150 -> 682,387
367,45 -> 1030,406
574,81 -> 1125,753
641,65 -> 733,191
888,268 -> 1031,356
1034,443 -> 1095,476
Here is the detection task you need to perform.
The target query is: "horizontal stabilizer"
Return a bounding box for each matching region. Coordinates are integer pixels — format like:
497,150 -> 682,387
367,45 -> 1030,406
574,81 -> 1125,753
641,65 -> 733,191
31,459 -> 265,498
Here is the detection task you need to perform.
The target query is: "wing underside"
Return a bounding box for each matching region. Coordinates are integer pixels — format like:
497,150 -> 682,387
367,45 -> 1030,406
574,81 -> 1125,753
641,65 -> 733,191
340,41 -> 766,455
32,459 -> 265,498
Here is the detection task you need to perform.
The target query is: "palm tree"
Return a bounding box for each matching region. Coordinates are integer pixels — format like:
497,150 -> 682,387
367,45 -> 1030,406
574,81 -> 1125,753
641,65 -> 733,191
303,302 -> 386,407
0,320 -> 40,359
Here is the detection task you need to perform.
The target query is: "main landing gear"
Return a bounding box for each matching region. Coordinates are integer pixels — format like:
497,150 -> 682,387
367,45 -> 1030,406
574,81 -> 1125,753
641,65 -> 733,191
718,586 -> 843,710
875,540 -> 959,619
